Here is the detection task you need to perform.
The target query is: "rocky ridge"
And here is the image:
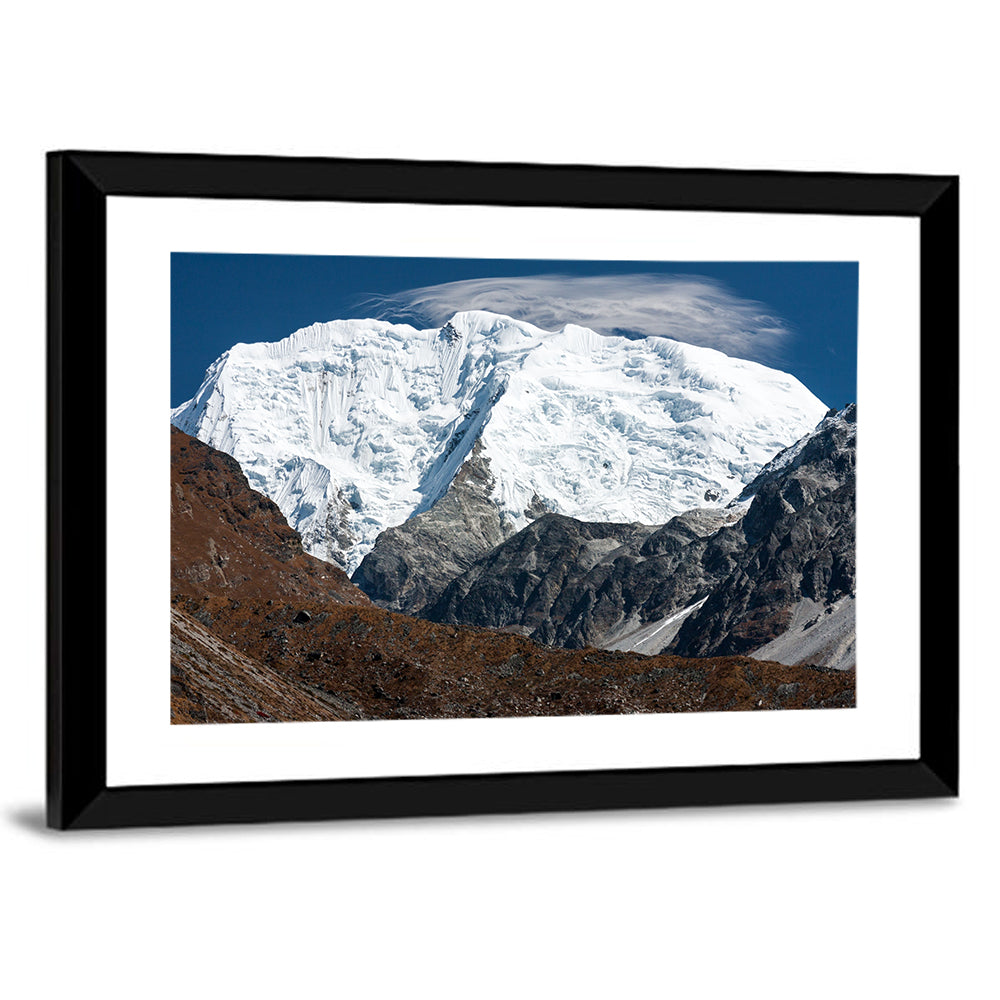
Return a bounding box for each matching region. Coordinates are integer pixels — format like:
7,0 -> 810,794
170,426 -> 855,722
170,426 -> 370,607
669,404 -> 856,662
351,442 -> 513,613
418,406 -> 857,669
424,508 -> 745,650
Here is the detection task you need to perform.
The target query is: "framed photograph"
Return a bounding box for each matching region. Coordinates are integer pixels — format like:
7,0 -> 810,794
47,152 -> 958,829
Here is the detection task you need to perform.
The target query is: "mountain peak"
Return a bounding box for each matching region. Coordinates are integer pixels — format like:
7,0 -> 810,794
443,310 -> 551,345
172,315 -> 828,573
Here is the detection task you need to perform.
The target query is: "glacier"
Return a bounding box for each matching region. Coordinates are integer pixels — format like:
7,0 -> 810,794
171,310 -> 829,573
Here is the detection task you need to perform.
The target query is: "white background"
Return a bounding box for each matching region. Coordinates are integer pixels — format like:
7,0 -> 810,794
1,4 -> 993,999
107,199 -> 920,786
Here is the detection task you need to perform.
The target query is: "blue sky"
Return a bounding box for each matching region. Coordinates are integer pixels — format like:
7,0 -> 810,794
171,254 -> 857,410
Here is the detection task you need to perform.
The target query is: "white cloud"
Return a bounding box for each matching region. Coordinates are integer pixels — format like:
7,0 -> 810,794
361,274 -> 792,363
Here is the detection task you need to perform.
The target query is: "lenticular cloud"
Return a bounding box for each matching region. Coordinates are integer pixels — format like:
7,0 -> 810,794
363,274 -> 792,364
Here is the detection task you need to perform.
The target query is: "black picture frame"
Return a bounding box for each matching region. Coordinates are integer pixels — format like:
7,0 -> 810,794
47,151 -> 959,829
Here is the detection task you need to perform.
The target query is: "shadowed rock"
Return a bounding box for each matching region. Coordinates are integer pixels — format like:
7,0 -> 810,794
421,406 -> 856,669
352,442 -> 513,613
669,405 -> 856,662
424,508 -> 744,650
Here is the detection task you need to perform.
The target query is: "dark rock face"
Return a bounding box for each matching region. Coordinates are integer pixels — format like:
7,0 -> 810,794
523,493 -> 553,520
425,515 -> 652,644
424,508 -> 744,650
668,405 -> 856,659
352,442 -> 513,613
422,406 -> 856,666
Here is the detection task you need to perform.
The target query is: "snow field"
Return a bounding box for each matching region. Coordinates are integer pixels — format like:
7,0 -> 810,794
172,310 -> 828,572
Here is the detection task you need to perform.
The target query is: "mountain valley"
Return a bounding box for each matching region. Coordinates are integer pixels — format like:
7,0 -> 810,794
169,427 -> 855,722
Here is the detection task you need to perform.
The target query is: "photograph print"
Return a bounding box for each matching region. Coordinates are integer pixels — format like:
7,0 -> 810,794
169,254 -> 858,725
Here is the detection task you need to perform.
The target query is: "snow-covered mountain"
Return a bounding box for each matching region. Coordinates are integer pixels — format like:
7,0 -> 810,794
171,310 -> 828,573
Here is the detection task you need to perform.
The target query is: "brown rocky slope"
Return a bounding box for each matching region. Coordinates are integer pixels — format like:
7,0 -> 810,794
171,427 -> 855,723
171,426 -> 369,606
